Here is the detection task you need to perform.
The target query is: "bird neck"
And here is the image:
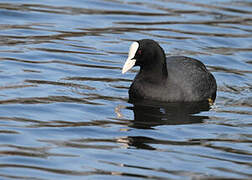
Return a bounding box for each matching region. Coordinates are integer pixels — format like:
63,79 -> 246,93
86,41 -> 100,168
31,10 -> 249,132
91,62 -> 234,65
140,60 -> 168,83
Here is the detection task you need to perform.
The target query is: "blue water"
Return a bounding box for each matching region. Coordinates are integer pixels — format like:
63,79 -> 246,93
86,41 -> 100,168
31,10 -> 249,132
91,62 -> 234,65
0,0 -> 251,179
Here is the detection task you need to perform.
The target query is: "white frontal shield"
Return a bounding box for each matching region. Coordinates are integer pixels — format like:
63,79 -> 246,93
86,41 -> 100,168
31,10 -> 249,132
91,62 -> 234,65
122,42 -> 139,74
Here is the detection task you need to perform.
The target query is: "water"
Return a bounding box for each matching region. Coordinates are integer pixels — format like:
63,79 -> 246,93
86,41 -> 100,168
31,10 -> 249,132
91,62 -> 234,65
0,0 -> 251,179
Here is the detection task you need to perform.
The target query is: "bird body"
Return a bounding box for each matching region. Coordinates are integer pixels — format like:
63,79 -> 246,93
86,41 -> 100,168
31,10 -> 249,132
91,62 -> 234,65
122,39 -> 217,103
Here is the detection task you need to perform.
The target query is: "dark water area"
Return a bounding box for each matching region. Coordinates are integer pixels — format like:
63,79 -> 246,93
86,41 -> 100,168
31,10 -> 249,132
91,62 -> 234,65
0,0 -> 251,179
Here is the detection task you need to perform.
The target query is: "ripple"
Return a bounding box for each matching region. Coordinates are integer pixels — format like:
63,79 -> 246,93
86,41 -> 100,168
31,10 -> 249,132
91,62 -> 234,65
25,79 -> 95,90
0,96 -> 102,105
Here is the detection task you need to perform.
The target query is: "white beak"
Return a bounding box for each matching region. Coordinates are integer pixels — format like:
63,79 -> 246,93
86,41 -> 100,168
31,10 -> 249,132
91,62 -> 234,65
122,42 -> 139,74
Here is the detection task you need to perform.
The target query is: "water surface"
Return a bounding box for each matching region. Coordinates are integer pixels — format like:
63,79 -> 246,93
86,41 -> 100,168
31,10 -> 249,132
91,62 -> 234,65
0,0 -> 252,179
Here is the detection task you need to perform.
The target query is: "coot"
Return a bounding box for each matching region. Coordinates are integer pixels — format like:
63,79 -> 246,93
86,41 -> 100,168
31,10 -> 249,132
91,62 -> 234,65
122,39 -> 217,103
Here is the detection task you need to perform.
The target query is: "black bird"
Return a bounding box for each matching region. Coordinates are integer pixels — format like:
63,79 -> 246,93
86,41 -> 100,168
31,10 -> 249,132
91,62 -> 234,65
122,39 -> 217,103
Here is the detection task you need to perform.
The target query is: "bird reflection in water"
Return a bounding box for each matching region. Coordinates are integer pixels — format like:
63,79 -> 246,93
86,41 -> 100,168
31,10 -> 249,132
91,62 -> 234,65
127,98 -> 211,129
116,99 -> 212,150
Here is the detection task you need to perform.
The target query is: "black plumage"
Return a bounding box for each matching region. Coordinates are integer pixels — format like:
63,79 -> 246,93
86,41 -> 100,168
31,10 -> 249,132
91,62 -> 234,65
122,39 -> 217,103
